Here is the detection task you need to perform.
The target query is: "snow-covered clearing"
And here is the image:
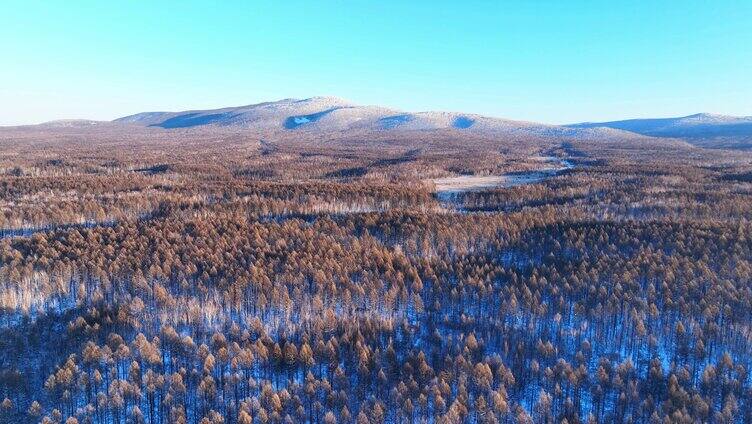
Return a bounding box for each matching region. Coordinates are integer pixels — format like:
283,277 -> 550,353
429,156 -> 574,199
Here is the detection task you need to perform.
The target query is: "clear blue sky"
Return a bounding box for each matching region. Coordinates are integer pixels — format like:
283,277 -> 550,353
1,1 -> 750,125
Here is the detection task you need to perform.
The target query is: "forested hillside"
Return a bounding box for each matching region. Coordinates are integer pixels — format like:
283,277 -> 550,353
0,125 -> 751,423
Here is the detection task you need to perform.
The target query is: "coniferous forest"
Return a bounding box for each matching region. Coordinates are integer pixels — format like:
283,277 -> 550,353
1,124 -> 752,424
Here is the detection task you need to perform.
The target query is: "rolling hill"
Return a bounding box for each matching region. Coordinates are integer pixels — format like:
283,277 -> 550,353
568,113 -> 752,149
114,96 -> 644,142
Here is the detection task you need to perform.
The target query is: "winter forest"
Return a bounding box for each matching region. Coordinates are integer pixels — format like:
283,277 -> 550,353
1,124 -> 752,424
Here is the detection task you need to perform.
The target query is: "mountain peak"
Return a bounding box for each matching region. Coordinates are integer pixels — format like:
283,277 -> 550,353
683,112 -> 725,119
299,95 -> 352,103
106,97 -> 657,142
291,96 -> 355,108
679,112 -> 750,123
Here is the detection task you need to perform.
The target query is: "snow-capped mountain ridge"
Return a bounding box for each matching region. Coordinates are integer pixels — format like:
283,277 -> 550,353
567,113 -> 752,149
568,113 -> 752,136
114,96 -> 645,141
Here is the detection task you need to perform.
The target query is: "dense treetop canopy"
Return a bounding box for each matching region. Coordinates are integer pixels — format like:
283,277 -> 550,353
1,125 -> 751,423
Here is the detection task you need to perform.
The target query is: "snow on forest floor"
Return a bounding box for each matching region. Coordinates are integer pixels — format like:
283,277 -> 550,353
0,220 -> 114,239
429,156 -> 574,200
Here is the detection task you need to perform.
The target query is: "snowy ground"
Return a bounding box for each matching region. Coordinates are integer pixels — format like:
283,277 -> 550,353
429,156 -> 574,200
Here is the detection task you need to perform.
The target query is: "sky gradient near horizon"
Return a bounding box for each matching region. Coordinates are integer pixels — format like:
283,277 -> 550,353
1,1 -> 751,125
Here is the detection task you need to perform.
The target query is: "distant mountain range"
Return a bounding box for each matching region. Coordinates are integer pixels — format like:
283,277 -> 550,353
568,113 -> 752,149
113,96 -> 642,142
10,97 -> 752,149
